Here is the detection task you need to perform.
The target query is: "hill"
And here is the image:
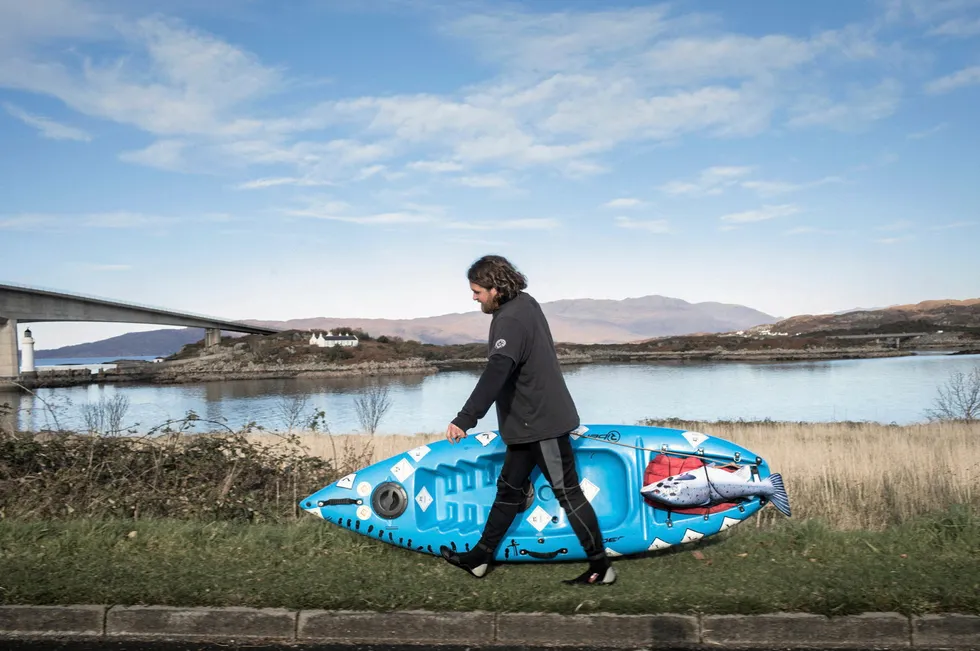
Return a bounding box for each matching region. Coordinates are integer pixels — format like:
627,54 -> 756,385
247,295 -> 779,346
35,328 -> 208,359
34,294 -> 779,358
748,298 -> 980,336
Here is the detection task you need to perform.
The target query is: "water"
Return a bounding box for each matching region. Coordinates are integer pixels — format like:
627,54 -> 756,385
31,356 -> 162,373
35,356 -> 162,365
5,353 -> 979,434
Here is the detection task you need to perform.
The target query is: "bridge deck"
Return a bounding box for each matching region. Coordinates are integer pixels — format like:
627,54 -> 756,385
0,281 -> 280,378
0,281 -> 278,334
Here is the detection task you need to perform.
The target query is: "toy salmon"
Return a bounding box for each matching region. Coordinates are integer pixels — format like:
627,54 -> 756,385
640,464 -> 791,517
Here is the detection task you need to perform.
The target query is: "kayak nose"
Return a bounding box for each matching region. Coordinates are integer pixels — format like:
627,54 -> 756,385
299,484 -> 365,522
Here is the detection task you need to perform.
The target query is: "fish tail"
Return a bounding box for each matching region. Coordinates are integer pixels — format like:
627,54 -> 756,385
767,473 -> 791,517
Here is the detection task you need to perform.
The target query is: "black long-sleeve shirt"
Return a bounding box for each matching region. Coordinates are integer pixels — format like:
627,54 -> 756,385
450,354 -> 515,431
453,292 -> 579,444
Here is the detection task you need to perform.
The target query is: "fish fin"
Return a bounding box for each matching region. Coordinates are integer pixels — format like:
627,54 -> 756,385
767,473 -> 791,517
734,465 -> 753,481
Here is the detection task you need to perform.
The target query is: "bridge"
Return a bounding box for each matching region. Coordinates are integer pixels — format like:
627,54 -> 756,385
0,281 -> 279,378
825,332 -> 932,348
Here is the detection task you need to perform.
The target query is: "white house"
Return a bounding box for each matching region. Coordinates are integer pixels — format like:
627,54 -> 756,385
309,330 -> 359,347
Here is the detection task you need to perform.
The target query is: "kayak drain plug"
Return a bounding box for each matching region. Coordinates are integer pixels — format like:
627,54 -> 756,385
372,482 -> 408,519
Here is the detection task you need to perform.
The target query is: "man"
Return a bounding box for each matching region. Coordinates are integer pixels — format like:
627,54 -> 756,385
440,254 -> 615,586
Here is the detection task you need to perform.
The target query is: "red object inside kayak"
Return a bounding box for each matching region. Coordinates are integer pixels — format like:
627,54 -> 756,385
642,454 -> 738,514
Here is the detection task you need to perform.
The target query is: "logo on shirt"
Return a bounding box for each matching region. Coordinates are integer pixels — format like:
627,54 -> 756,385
494,338 -> 506,349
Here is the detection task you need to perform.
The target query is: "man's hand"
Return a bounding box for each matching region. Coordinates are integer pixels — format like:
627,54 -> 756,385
446,422 -> 467,444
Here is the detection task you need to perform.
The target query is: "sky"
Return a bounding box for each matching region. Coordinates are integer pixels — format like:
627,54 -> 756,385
1,0 -> 979,349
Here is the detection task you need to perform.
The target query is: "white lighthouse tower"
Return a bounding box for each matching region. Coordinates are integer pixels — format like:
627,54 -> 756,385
21,328 -> 36,374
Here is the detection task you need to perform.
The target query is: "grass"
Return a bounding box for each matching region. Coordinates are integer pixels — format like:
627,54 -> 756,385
0,508 -> 976,615
247,419 -> 980,531
1,418 -> 977,615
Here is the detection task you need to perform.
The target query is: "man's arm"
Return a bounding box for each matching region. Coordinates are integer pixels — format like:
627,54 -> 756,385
450,353 -> 516,431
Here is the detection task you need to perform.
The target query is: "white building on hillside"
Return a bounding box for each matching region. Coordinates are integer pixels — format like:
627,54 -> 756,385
309,330 -> 359,347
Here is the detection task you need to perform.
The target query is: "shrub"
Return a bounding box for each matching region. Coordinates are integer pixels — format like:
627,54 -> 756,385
925,365 -> 980,422
0,413 -> 337,523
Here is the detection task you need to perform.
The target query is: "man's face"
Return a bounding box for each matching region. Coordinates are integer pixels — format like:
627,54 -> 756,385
470,283 -> 500,314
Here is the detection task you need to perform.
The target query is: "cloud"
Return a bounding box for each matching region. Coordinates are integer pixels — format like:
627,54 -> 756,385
282,196 -> 556,230
407,160 -> 465,173
85,264 -> 132,272
787,79 -> 903,130
907,123 -> 948,139
0,211 -> 174,232
0,14 -> 284,137
0,0 -> 105,54
925,66 -> 980,94
118,140 -> 187,171
456,174 -> 510,188
354,165 -> 388,181
741,176 -> 844,197
875,235 -> 914,244
446,218 -> 559,230
0,1 -> 925,186
927,17 -> 980,36
639,34 -> 823,84
876,219 -> 915,231
85,212 -> 175,228
603,198 -> 644,209
3,102 -> 91,141
286,209 -> 436,225
442,6 -> 672,72
784,226 -> 839,236
879,0 -> 980,24
720,204 -> 800,224
235,177 -> 334,190
659,166 -> 754,196
614,217 -> 671,233
929,220 -> 977,230
564,160 -> 608,177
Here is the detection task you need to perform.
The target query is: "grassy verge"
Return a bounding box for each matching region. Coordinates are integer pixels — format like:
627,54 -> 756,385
1,508 -> 977,616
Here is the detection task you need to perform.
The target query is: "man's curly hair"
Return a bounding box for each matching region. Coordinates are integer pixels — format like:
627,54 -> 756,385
467,255 -> 528,302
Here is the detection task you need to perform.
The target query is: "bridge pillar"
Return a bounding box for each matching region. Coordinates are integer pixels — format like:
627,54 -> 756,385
0,317 -> 18,379
205,328 -> 221,348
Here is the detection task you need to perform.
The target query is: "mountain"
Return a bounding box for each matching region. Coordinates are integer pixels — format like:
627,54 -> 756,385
829,306 -> 887,315
34,328 -> 209,359
34,294 -> 780,358
748,298 -> 980,336
247,295 -> 779,345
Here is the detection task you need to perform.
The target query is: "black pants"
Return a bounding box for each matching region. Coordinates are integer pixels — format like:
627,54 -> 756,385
476,433 -> 607,562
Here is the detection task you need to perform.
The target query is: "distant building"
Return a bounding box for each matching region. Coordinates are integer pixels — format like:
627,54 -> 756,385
309,330 -> 359,348
21,328 -> 36,373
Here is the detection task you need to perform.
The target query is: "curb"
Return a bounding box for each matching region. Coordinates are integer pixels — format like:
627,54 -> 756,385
0,606 -> 977,648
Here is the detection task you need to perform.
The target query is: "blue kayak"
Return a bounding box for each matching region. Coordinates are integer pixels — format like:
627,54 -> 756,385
299,424 -> 785,562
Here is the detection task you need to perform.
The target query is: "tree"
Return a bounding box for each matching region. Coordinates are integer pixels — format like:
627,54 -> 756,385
354,383 -> 392,434
925,365 -> 980,422
274,394 -> 310,433
81,394 -> 131,435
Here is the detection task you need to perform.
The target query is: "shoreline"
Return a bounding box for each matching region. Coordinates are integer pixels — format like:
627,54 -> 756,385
5,345 -> 971,391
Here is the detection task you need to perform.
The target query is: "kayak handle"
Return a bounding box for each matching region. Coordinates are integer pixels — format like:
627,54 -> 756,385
520,548 -> 568,560
317,498 -> 362,507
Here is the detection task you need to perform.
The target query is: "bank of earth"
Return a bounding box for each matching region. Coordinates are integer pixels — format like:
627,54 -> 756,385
13,327 -> 979,389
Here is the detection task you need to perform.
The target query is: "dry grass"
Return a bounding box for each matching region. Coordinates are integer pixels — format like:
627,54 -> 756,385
672,420 -> 979,531
247,420 -> 980,531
